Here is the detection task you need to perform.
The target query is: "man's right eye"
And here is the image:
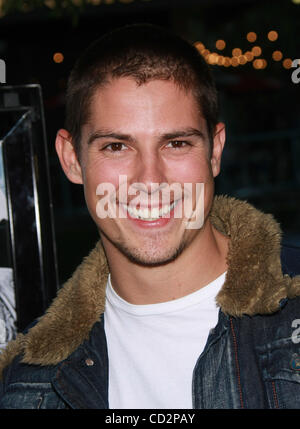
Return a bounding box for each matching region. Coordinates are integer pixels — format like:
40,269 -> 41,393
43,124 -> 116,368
103,143 -> 127,152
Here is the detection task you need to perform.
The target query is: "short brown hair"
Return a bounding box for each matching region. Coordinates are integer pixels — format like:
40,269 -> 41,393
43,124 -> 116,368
65,24 -> 219,157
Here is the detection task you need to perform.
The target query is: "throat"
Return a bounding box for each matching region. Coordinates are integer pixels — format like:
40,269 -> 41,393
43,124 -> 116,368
108,227 -> 229,305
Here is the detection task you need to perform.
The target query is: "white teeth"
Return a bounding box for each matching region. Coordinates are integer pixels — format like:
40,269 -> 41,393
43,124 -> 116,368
124,201 -> 178,220
150,207 -> 159,219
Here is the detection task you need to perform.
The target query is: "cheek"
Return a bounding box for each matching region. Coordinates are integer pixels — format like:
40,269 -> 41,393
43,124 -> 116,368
168,157 -> 213,185
82,154 -> 124,193
168,157 -> 214,219
81,162 -> 118,217
81,156 -> 135,224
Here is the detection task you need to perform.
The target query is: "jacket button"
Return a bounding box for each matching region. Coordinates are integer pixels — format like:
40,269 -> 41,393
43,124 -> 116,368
85,358 -> 94,366
290,354 -> 300,371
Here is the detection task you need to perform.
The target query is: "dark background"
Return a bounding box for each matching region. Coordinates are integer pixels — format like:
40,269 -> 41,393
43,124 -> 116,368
0,0 -> 299,285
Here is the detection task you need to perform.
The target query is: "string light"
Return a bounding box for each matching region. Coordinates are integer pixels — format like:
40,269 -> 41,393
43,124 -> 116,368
245,51 -> 254,61
223,57 -> 231,67
252,46 -> 262,57
202,49 -> 210,59
207,53 -> 218,64
253,58 -> 267,70
53,52 -> 64,63
217,56 -> 225,66
283,58 -> 292,69
193,28 -> 289,70
238,55 -> 247,65
231,57 -> 239,67
272,50 -> 283,61
195,42 -> 205,52
216,40 -> 226,50
232,48 -> 242,57
261,59 -> 267,69
267,30 -> 278,41
246,32 -> 257,42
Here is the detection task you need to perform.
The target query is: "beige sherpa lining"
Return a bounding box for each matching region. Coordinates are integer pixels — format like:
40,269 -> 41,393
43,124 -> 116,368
0,195 -> 300,375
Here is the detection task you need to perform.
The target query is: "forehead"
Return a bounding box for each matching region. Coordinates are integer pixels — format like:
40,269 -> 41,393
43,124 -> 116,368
85,77 -> 207,135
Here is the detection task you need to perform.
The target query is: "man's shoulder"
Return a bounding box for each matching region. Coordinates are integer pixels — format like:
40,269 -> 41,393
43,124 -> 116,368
0,352 -> 63,409
1,352 -> 57,383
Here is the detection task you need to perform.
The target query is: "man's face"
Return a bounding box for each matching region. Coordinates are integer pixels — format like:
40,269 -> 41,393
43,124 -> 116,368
69,77 -> 225,265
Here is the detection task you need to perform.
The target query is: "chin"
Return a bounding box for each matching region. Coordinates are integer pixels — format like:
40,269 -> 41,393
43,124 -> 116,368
123,247 -> 185,267
103,230 -> 187,267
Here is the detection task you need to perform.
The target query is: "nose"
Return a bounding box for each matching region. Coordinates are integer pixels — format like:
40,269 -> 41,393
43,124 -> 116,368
133,152 -> 168,194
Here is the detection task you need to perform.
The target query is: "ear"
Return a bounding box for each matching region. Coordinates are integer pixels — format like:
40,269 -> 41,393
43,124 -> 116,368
55,129 -> 83,184
211,122 -> 226,178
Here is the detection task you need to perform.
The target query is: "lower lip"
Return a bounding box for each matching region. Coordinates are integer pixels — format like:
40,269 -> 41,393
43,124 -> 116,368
125,206 -> 177,229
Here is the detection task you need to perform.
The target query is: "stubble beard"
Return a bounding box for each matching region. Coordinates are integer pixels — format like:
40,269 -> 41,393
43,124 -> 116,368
99,227 -> 189,267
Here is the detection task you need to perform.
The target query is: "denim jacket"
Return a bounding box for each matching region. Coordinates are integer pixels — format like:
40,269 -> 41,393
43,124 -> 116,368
0,196 -> 300,409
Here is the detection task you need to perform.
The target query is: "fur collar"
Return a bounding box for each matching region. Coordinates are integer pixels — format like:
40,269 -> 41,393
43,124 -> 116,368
1,195 -> 300,371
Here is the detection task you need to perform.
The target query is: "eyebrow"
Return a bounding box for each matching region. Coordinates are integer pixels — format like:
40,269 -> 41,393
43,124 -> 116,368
160,128 -> 205,142
87,127 -> 206,146
87,130 -> 134,146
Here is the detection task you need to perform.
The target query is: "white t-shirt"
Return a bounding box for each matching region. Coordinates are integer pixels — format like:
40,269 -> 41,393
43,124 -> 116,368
104,272 -> 226,409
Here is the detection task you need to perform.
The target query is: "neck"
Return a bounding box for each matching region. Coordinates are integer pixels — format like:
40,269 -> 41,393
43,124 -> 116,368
102,219 -> 229,305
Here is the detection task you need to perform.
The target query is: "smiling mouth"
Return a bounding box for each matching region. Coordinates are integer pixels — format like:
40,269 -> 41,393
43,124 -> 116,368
121,200 -> 179,221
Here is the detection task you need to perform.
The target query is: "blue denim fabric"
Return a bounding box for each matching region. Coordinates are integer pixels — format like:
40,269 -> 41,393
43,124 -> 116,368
0,315 -> 109,409
192,298 -> 300,408
0,245 -> 300,409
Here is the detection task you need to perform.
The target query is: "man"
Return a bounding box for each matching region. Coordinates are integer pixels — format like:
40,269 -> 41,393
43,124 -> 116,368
0,24 -> 300,409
